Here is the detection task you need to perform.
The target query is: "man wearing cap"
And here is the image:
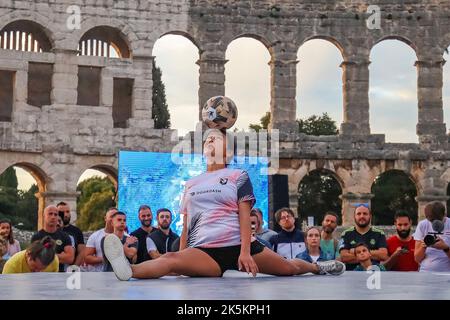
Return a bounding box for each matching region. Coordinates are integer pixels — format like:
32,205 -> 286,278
338,204 -> 388,270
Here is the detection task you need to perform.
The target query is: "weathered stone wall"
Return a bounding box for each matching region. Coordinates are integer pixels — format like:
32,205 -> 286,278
1,1 -> 450,227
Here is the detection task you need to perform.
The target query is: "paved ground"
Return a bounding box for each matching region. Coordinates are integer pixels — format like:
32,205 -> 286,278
1,271 -> 450,300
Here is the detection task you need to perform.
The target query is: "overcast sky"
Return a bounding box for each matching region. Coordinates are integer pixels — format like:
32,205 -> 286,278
14,36 -> 450,190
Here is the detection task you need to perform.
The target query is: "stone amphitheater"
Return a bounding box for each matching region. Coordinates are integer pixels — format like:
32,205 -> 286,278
1,0 -> 450,228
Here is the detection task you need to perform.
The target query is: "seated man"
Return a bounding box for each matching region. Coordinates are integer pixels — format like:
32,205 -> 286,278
269,208 -> 306,259
146,209 -> 179,259
339,204 -> 388,270
101,211 -> 138,271
353,242 -> 386,271
384,211 -> 418,271
320,212 -> 340,260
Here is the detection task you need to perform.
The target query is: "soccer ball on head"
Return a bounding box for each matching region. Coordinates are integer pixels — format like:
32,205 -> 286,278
201,96 -> 238,130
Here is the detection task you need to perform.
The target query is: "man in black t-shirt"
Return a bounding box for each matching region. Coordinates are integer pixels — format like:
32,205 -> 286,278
57,202 -> 85,266
31,205 -> 75,272
339,204 -> 388,270
130,205 -> 157,263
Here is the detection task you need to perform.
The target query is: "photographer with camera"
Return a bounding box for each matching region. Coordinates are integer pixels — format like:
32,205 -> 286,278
384,211 -> 418,271
414,201 -> 450,272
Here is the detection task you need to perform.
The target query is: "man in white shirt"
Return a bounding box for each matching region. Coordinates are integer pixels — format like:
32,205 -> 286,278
414,201 -> 450,272
83,207 -> 117,272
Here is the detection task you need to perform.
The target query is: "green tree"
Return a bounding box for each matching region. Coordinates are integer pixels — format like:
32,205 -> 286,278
0,167 -> 19,217
249,112 -> 271,132
152,64 -> 171,129
0,167 -> 18,189
298,170 -> 342,225
297,113 -> 338,135
76,176 -> 116,231
371,170 -> 418,225
15,184 -> 39,230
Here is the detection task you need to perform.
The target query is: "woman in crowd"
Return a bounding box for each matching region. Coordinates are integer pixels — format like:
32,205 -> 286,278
0,219 -> 21,260
296,227 -> 328,263
2,236 -> 59,274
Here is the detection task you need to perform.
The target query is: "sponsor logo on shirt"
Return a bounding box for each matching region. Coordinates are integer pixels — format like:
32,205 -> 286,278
56,239 -> 63,246
220,178 -> 228,185
190,189 -> 222,197
370,239 -> 376,245
350,240 -> 356,245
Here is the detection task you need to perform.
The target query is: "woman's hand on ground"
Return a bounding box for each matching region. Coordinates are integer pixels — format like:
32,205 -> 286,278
238,253 -> 259,277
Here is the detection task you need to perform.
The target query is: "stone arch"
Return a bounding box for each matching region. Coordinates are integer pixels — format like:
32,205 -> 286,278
78,26 -> 132,58
0,159 -> 50,230
87,164 -> 118,190
228,33 -> 273,52
372,35 -> 418,55
369,37 -> 418,143
370,169 -> 419,224
297,168 -> 344,225
299,35 -> 347,60
156,31 -> 202,53
0,19 -> 54,52
71,18 -> 139,56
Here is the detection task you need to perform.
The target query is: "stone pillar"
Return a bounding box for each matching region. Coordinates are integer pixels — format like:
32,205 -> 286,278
340,192 -> 374,226
51,49 -> 78,105
269,50 -> 298,134
340,59 -> 371,136
197,53 -> 227,121
129,55 -> 154,128
36,191 -> 80,229
415,57 -> 447,147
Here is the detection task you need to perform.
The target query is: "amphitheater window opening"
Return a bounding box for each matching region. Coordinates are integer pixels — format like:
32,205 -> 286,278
152,34 -> 199,135
298,170 -> 343,226
77,66 -> 101,106
371,170 -> 418,225
76,168 -> 117,232
78,27 -> 130,58
113,78 -> 133,128
0,166 -> 41,231
296,39 -> 343,134
0,21 -> 52,53
225,37 -> 270,132
369,39 -> 418,143
0,70 -> 14,122
27,62 -> 52,107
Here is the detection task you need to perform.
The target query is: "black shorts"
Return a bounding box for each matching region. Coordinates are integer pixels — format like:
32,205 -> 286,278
196,241 -> 265,275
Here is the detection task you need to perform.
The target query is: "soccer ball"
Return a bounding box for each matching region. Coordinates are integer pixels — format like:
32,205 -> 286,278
201,96 -> 238,130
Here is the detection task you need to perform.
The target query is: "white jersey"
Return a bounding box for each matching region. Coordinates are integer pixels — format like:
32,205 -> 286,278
85,229 -> 107,272
180,168 -> 256,248
414,217 -> 450,272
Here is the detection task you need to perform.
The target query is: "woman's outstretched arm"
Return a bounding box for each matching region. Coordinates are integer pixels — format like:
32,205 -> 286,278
238,201 -> 259,276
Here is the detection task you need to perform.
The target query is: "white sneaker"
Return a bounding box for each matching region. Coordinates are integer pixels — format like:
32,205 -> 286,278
316,260 -> 346,276
103,234 -> 132,281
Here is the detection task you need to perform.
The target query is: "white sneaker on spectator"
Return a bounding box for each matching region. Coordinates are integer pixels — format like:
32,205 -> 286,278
316,260 -> 346,276
103,234 -> 132,281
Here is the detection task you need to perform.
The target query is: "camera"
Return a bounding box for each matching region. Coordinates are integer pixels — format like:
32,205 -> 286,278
423,220 -> 445,247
